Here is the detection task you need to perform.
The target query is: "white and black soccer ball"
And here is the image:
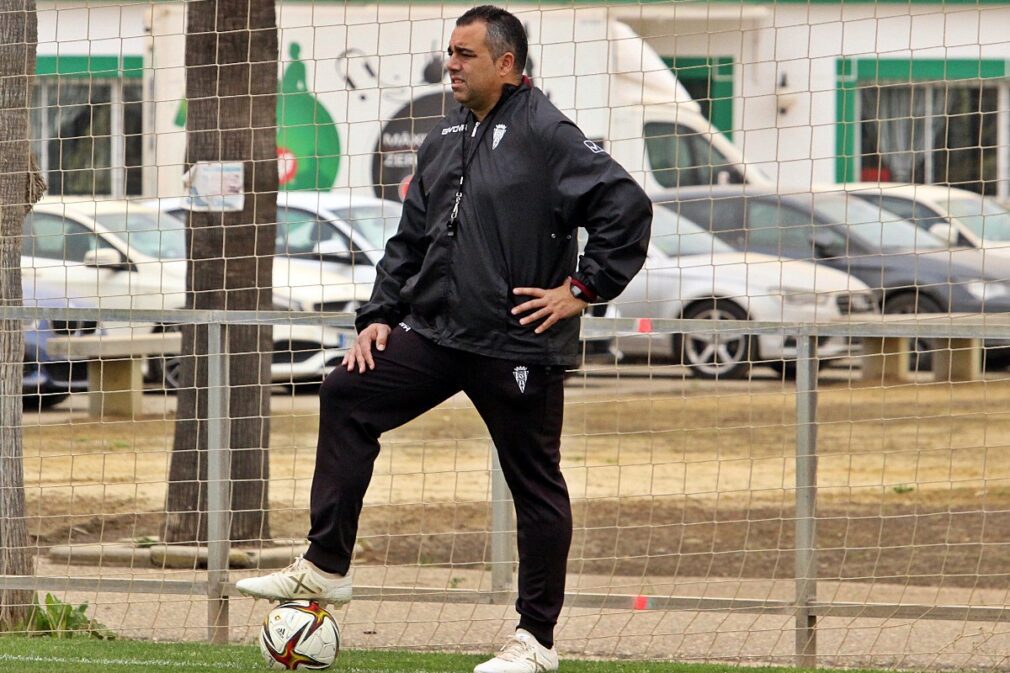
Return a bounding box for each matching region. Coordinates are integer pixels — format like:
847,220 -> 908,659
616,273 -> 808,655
259,600 -> 340,670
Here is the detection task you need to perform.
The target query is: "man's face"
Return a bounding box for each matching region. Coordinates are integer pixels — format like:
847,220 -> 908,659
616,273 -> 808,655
446,21 -> 508,113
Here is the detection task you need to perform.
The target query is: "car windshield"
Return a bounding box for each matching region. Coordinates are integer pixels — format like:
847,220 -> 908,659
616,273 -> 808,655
810,194 -> 947,252
946,197 -> 1010,243
650,208 -> 735,257
333,205 -> 401,251
94,211 -> 187,260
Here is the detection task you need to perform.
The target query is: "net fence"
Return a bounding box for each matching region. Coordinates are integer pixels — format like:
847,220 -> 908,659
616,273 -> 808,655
3,0 -> 1010,669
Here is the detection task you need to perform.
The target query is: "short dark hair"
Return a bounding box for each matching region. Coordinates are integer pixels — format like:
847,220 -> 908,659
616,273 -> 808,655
457,5 -> 528,75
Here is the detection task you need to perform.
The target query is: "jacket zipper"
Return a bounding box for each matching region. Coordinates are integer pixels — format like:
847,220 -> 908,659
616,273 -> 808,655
447,175 -> 464,238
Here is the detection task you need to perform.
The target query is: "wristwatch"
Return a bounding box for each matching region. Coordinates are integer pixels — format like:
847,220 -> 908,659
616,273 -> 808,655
568,275 -> 597,302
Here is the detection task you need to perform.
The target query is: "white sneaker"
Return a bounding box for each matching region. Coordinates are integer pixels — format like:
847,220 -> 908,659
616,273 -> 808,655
473,629 -> 559,673
235,555 -> 352,606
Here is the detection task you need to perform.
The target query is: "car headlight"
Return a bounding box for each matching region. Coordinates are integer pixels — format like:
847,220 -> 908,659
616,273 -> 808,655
837,292 -> 877,314
775,286 -> 826,306
965,281 -> 1010,301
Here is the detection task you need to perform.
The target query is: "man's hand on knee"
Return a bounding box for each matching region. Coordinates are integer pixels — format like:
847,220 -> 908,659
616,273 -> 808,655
342,323 -> 392,373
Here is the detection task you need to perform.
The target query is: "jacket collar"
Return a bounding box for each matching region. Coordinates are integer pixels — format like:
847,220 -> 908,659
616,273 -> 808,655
504,75 -> 532,95
457,76 -> 531,121
497,76 -> 531,107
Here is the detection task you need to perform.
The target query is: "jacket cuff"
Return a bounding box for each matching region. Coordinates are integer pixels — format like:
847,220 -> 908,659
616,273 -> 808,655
354,311 -> 397,333
568,276 -> 598,302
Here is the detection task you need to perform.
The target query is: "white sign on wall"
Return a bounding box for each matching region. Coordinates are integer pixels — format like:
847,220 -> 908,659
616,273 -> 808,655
181,161 -> 245,212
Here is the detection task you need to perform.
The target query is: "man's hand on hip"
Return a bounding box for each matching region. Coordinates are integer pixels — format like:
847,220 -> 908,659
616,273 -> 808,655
512,278 -> 589,334
342,323 -> 392,373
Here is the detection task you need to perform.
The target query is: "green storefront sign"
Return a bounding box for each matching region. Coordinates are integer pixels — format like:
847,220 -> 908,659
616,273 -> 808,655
173,42 -> 342,191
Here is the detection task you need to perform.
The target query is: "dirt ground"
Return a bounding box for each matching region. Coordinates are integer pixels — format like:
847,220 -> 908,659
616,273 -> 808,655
21,370 -> 1010,591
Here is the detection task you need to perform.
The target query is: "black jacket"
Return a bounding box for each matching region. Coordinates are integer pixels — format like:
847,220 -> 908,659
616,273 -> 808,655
356,79 -> 652,366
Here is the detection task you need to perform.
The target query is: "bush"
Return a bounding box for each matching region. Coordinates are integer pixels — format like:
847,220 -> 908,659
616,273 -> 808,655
25,593 -> 115,639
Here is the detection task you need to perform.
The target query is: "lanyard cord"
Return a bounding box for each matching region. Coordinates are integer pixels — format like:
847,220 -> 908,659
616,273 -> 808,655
451,103 -> 518,288
447,103 -> 505,237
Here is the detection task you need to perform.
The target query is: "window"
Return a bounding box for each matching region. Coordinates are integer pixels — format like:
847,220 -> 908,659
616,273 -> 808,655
946,197 -> 1010,243
859,84 -> 997,195
837,59 -> 1009,198
877,196 -> 948,231
31,78 -> 143,197
813,194 -> 945,253
745,200 -> 814,252
276,207 -> 346,257
93,212 -> 187,260
673,196 -> 746,249
644,122 -> 744,188
664,57 -> 735,140
23,213 -> 116,262
648,209 -> 734,258
332,205 -> 401,252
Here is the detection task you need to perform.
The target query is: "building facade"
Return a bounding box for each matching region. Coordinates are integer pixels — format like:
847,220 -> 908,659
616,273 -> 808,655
33,0 -> 1010,198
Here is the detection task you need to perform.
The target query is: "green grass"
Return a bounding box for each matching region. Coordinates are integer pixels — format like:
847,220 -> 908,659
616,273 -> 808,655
0,637 -> 891,673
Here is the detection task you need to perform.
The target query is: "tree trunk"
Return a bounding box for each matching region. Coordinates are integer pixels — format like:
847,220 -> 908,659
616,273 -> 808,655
0,0 -> 44,627
166,0 -> 278,545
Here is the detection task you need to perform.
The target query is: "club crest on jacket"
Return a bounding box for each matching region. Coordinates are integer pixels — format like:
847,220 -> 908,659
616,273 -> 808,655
493,124 -> 507,150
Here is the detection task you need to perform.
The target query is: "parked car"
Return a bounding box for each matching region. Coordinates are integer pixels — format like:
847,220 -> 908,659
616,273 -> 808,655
22,279 -> 98,409
23,199 -> 370,386
275,191 -> 400,287
613,206 -> 876,378
151,192 -> 402,286
659,185 -> 1010,367
841,182 -> 1010,259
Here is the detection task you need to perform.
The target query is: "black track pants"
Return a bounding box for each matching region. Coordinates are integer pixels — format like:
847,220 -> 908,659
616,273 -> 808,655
305,325 -> 572,647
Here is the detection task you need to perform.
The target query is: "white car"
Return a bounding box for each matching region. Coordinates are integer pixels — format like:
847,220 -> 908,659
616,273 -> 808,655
23,199 -> 370,385
839,182 -> 1010,260
151,192 -> 402,287
614,208 -> 877,378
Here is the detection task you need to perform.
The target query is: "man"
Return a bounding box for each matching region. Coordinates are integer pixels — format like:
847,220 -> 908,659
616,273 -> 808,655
237,7 -> 651,672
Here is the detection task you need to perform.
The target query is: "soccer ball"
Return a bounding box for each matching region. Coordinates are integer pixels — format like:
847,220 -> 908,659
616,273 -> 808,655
259,600 -> 340,670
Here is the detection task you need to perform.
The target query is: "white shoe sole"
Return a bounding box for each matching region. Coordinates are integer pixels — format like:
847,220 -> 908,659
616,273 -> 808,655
234,582 -> 352,606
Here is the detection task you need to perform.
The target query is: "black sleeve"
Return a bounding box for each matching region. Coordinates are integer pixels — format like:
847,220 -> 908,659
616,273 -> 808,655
544,120 -> 652,302
354,168 -> 429,332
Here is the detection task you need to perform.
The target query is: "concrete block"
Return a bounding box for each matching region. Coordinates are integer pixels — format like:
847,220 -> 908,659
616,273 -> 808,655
255,545 -> 309,568
48,544 -> 151,567
148,545 -> 253,569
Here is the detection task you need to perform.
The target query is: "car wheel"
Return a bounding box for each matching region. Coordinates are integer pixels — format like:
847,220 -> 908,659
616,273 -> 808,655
769,359 -> 828,380
676,299 -> 752,379
147,325 -> 184,391
23,391 -> 69,411
881,293 -> 941,372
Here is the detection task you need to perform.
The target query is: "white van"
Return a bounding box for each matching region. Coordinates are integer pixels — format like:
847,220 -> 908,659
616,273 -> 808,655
147,5 -> 765,199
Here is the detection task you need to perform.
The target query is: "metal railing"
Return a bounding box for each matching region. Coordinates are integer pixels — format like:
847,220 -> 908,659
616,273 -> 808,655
1,305 -> 1008,666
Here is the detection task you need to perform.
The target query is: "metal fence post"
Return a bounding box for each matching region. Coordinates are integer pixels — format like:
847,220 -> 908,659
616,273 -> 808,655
490,442 -> 515,600
794,333 -> 819,668
206,322 -> 231,643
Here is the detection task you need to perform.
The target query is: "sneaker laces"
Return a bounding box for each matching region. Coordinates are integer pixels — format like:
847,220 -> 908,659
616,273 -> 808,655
495,635 -> 535,662
276,555 -> 310,574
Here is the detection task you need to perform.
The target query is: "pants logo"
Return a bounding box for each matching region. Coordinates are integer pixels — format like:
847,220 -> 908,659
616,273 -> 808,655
512,366 -> 528,393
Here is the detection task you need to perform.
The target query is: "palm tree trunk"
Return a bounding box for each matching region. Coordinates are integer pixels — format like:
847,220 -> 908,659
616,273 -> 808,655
166,0 -> 278,544
0,0 -> 44,627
